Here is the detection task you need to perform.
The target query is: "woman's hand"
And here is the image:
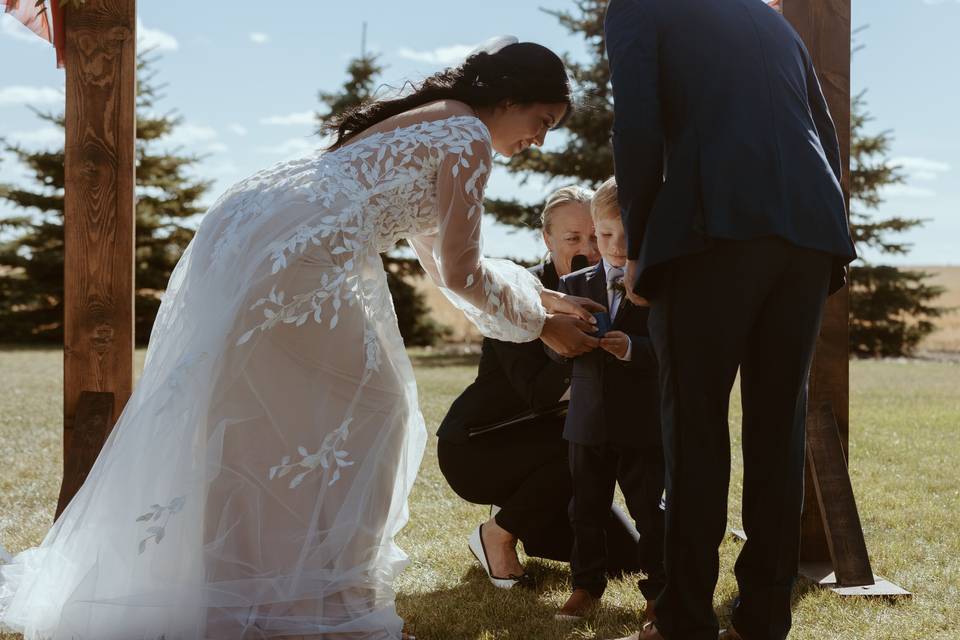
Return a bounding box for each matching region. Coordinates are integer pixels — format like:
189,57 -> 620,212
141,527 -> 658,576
540,314 -> 600,358
540,288 -> 606,322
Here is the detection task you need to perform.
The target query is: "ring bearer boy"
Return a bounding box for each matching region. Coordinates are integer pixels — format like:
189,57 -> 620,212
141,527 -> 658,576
548,177 -> 666,621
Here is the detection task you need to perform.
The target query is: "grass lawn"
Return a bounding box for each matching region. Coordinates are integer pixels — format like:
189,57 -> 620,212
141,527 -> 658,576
1,347 -> 958,639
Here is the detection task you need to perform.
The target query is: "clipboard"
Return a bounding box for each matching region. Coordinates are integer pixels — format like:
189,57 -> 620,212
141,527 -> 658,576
466,402 -> 569,438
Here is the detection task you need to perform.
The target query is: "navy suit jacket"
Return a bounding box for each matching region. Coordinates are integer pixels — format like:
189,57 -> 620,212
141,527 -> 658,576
604,0 -> 857,297
549,263 -> 661,448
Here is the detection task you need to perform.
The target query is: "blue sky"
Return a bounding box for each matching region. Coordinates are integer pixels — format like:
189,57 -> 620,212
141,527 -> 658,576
1,0 -> 956,265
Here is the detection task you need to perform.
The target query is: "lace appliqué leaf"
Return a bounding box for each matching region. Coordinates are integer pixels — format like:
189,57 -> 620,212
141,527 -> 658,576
136,495 -> 186,554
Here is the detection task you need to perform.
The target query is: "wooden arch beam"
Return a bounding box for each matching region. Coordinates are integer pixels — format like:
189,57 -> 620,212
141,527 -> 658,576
58,0 -> 136,516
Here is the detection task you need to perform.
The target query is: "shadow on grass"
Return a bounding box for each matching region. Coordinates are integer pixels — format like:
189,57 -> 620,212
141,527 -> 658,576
716,574 -> 830,631
398,563 -> 644,640
524,557 -> 573,591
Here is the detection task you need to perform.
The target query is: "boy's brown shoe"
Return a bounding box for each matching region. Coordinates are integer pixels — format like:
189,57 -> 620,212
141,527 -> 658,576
644,598 -> 657,622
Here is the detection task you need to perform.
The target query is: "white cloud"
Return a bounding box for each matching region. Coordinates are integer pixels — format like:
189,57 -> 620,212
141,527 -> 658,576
205,160 -> 240,177
260,111 -> 316,126
206,142 -> 229,153
880,156 -> 951,198
1,14 -> 49,45
137,18 -> 178,53
892,156 -> 951,181
7,125 -> 63,147
249,32 -> 270,45
157,123 -> 219,151
397,44 -> 474,66
228,124 -> 248,136
172,123 -> 218,142
0,85 -> 63,107
257,137 -> 316,157
879,184 -> 937,199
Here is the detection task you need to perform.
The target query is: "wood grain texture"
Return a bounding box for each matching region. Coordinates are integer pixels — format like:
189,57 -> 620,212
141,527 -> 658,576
805,402 -> 874,586
783,0 -> 868,572
62,0 -> 136,465
55,391 -> 114,519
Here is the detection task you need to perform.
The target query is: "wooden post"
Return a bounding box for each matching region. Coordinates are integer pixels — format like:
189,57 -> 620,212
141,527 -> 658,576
783,0 -> 908,596
61,0 -> 136,513
55,391 -> 114,518
782,0 -> 855,572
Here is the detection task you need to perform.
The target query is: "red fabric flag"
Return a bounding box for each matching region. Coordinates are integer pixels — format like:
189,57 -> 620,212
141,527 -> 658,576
50,0 -> 64,67
1,0 -> 53,43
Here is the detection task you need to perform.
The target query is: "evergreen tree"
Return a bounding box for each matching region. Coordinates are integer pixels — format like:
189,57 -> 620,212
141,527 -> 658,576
0,53 -> 211,344
315,39 -> 449,346
485,0 -> 613,228
848,93 -> 947,357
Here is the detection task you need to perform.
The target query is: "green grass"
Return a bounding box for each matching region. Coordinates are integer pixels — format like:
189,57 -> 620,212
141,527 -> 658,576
2,348 -> 958,639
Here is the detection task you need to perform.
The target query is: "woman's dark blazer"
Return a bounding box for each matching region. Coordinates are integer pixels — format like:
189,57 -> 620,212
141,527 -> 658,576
436,260 -> 573,444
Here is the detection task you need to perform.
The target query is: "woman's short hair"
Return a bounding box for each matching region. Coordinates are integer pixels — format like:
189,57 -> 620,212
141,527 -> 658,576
541,185 -> 594,234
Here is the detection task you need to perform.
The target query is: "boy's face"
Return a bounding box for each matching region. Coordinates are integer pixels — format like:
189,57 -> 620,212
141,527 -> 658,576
594,213 -> 627,268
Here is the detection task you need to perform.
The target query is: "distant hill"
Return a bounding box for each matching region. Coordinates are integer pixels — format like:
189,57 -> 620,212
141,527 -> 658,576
917,266 -> 960,354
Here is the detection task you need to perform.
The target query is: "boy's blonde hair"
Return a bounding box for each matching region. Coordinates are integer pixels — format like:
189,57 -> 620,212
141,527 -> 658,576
541,185 -> 594,234
591,177 -> 620,221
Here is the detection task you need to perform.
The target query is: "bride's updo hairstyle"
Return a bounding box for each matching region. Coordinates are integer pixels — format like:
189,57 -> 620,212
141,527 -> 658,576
324,41 -> 573,149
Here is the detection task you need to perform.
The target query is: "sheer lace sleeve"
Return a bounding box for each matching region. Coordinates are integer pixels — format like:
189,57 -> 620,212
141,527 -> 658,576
410,123 -> 546,343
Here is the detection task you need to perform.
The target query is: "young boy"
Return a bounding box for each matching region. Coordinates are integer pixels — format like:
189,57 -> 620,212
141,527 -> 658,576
550,177 -> 666,621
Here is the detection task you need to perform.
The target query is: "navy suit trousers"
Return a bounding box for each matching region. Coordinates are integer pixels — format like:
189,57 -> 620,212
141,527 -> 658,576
648,237 -> 831,640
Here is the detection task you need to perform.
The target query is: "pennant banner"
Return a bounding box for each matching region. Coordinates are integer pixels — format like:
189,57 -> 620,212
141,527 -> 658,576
1,0 -> 52,42
2,0 -> 67,67
51,0 -> 64,67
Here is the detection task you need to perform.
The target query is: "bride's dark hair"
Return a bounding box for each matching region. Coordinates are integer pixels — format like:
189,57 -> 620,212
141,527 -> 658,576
323,42 -> 572,149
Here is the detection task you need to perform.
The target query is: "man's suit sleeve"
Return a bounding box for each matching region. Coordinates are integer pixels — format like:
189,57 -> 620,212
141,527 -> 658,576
605,0 -> 663,261
804,51 -> 842,184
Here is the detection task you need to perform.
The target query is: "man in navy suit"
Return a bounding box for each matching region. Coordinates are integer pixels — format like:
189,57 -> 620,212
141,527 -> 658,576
604,1 -> 857,639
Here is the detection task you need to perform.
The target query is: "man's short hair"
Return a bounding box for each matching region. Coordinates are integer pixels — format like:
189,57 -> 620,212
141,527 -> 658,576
591,176 -> 619,221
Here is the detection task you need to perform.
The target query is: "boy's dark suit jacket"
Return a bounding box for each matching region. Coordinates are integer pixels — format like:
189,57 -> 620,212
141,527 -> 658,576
437,260 -> 572,444
604,0 -> 857,298
552,262 -> 659,448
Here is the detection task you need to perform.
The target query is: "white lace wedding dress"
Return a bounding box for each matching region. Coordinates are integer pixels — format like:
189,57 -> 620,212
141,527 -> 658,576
0,112 -> 546,639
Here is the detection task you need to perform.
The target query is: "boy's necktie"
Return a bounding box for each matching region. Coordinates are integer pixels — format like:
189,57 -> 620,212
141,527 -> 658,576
607,266 -> 624,319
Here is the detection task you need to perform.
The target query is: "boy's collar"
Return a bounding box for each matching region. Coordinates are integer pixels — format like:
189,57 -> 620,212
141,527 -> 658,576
601,257 -> 627,277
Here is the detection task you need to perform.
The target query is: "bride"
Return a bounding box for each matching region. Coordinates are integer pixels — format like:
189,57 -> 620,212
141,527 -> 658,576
0,38 -> 603,640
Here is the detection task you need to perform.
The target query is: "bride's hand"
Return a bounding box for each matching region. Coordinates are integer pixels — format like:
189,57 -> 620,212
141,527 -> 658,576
540,314 -> 600,358
539,289 -> 606,323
